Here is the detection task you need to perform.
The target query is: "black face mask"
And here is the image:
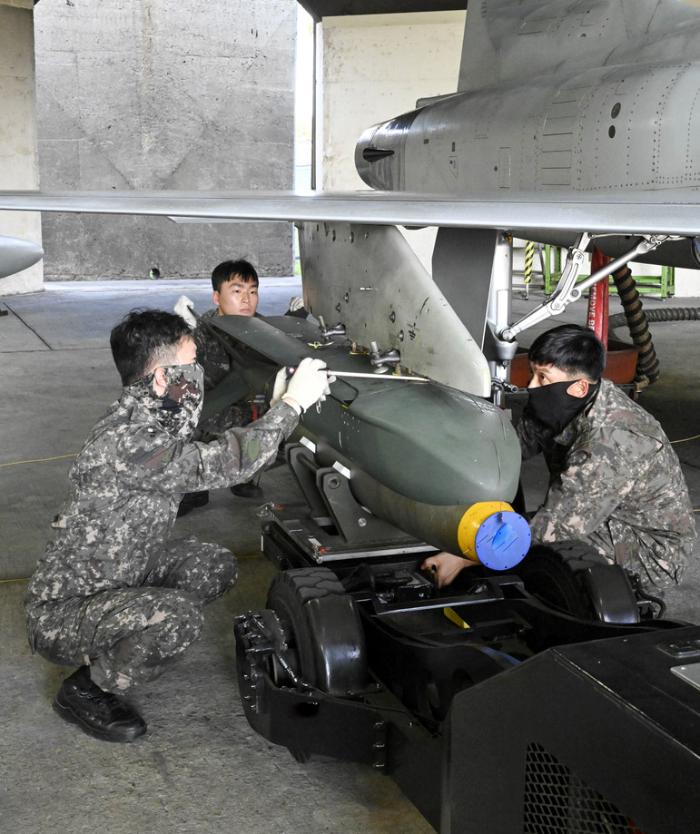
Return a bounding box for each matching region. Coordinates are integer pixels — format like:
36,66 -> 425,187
526,379 -> 599,435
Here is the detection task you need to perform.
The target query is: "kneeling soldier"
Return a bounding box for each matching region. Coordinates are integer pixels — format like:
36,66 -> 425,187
25,309 -> 329,742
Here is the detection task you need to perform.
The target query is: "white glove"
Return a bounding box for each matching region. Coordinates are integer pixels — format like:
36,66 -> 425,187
282,357 -> 331,414
270,366 -> 288,406
288,296 -> 305,313
174,295 -> 197,329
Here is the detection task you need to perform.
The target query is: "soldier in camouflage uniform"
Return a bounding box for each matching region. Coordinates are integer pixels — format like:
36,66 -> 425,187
177,259 -> 269,513
194,259 -> 262,437
176,259 -> 309,514
424,324 -> 696,593
25,309 -> 330,742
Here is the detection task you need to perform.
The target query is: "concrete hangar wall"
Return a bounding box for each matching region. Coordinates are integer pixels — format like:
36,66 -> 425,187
30,0 -> 296,281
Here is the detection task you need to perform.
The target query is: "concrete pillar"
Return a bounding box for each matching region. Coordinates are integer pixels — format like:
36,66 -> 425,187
0,0 -> 43,296
674,268 -> 700,297
319,11 -> 465,271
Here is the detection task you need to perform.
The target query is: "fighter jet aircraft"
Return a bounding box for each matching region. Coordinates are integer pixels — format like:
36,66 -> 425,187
2,0 -> 700,552
2,0 -> 700,392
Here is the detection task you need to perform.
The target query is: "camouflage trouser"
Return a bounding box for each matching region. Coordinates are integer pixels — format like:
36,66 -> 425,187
26,538 -> 237,693
572,524 -> 688,591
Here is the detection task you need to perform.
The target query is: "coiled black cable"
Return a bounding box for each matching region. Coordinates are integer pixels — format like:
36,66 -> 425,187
609,265 -> 660,384
609,306 -> 700,328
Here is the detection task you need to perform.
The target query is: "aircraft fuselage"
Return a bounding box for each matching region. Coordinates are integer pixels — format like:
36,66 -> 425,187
357,0 -> 700,264
358,58 -> 700,196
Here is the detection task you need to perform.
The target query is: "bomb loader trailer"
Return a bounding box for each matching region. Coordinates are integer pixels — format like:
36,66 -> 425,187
234,455 -> 700,834
206,314 -> 700,832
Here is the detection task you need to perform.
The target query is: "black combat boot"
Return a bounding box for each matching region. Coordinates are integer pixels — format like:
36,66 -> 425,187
176,489 -> 210,517
53,666 -> 147,743
230,481 -> 263,499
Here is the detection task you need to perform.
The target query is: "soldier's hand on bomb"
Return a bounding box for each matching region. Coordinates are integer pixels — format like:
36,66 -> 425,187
281,358 -> 333,414
421,551 -> 475,588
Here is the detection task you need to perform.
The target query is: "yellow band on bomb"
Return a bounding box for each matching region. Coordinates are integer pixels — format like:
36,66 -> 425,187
457,501 -> 515,562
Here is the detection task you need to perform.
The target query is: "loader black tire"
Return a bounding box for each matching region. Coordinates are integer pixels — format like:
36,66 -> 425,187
515,543 -> 596,620
266,567 -> 345,687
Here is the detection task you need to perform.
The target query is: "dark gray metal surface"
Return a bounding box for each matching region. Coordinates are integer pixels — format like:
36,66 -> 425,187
431,228 -> 498,350
297,1 -> 466,21
208,314 -> 520,509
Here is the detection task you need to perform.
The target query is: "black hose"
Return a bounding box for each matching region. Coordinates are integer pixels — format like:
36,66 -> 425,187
610,265 -> 660,384
609,306 -> 700,328
635,589 -> 667,619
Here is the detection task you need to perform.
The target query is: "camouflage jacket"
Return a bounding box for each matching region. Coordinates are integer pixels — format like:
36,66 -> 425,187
26,387 -> 298,604
193,308 -> 245,391
517,378 -> 696,588
193,308 -> 260,434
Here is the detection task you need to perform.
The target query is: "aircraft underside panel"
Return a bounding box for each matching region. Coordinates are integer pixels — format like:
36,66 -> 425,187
458,1 -> 700,94
361,55 -> 700,198
298,222 -> 492,396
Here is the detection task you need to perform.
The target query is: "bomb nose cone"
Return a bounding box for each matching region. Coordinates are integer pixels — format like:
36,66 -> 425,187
457,502 -> 531,570
0,235 -> 44,279
474,511 -> 531,571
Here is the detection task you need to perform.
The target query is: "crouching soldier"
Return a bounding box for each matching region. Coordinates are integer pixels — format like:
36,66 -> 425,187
424,324 -> 696,594
25,309 -> 330,742
174,258 -> 309,514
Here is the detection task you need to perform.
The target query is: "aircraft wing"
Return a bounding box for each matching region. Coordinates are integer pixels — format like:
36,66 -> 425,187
2,189 -> 700,237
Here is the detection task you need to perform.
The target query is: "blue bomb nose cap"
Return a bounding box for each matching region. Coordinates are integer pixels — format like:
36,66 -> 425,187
474,511 -> 531,571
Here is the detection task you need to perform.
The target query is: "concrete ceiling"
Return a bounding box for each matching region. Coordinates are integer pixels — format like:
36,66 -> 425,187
298,1 -> 466,20
32,1 -> 465,17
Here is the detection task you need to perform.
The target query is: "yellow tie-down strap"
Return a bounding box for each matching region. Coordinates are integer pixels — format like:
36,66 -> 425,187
443,607 -> 471,629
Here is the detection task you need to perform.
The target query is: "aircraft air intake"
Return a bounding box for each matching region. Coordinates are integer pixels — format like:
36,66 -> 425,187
355,110 -> 421,191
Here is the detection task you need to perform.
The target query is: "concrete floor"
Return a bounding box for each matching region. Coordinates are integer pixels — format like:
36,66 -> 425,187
0,278 -> 434,834
1,278 -> 700,833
